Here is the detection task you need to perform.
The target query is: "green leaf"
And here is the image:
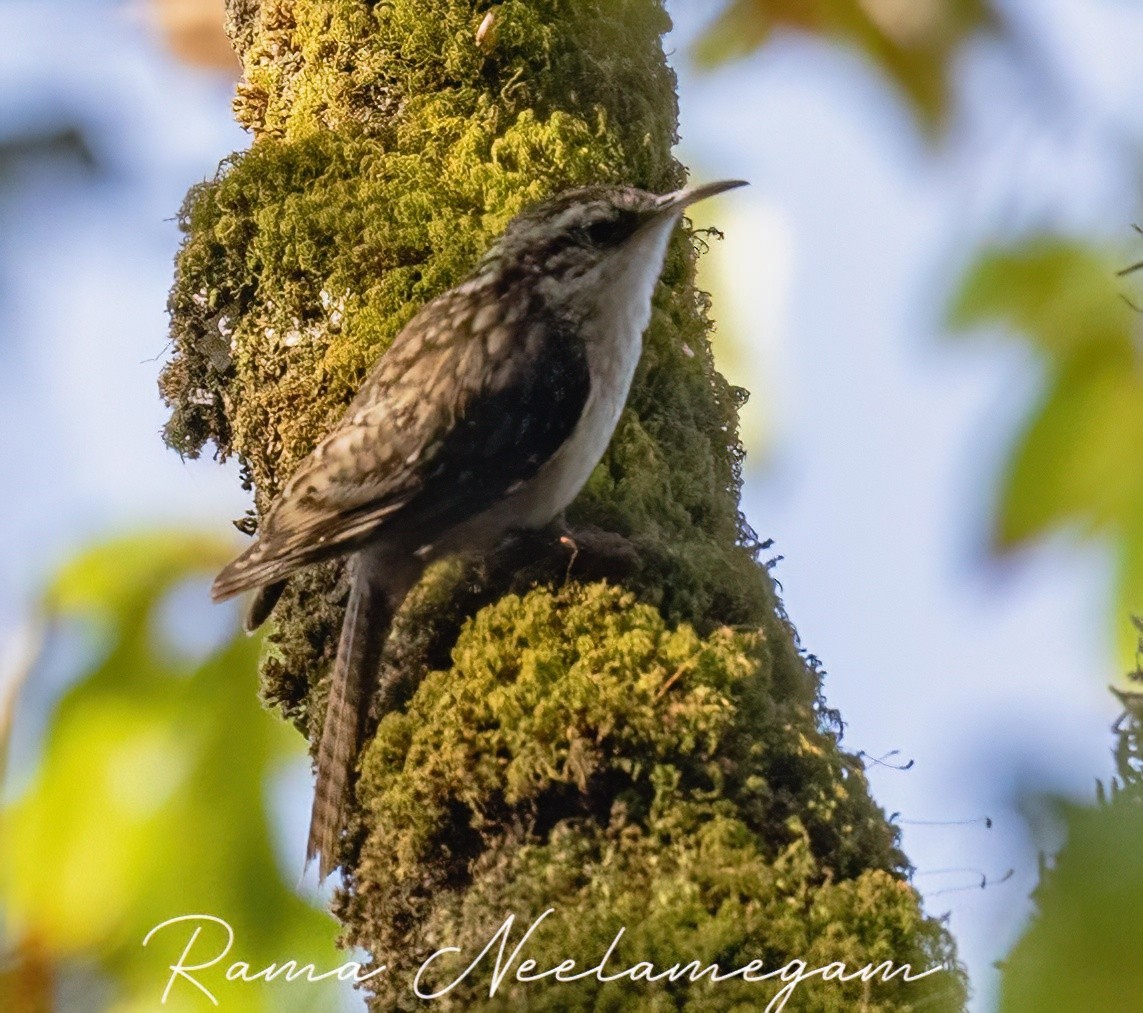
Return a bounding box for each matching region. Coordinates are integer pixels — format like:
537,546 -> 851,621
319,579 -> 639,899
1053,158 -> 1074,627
692,0 -> 778,68
1,533 -> 344,1010
1115,506 -> 1143,668
950,241 -> 1132,356
953,239 -> 1143,669
997,345 -> 1143,547
1000,796 -> 1143,1011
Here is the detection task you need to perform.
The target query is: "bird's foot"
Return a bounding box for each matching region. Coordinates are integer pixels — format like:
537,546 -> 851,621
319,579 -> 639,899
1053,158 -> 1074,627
552,524 -> 641,584
487,522 -> 642,591
557,532 -> 579,584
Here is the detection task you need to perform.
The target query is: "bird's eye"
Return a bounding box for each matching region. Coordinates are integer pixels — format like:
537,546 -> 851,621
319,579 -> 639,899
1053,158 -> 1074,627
584,217 -> 624,247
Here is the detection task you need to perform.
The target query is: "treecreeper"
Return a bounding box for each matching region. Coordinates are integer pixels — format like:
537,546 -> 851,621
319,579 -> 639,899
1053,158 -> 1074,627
212,180 -> 747,879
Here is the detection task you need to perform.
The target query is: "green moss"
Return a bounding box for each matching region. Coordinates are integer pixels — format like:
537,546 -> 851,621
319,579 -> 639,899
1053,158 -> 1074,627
161,0 -> 964,1007
350,585 -> 963,1009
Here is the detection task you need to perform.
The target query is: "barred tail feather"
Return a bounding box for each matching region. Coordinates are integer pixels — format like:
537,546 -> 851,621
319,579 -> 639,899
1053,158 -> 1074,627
305,550 -> 423,880
307,562 -> 391,880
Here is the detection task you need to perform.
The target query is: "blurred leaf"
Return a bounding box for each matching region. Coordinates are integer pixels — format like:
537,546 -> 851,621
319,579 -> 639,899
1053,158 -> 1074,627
954,241 -> 1143,548
1000,795 -> 1143,1011
49,531 -> 229,617
694,0 -> 997,131
0,533 -> 343,1011
149,0 -> 239,75
996,345 -> 1143,547
950,241 -> 1132,357
951,239 -> 1143,667
1115,509 -> 1143,666
1003,673 -> 1143,1006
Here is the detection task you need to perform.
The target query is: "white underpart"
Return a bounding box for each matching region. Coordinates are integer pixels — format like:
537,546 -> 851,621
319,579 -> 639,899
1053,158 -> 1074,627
423,211 -> 681,559
509,212 -> 681,528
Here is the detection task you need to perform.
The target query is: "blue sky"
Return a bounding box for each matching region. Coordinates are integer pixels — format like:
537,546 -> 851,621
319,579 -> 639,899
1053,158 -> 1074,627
3,0 -> 1143,1008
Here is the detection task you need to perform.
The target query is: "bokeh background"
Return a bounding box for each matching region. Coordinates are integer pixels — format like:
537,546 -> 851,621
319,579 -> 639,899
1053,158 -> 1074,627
3,0 -> 1143,1009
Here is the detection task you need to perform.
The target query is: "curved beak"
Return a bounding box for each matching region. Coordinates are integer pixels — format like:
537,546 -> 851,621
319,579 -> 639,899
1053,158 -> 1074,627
656,179 -> 749,215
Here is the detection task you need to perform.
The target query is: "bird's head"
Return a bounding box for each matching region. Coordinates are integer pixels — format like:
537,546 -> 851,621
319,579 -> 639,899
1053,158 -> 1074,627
479,180 -> 748,324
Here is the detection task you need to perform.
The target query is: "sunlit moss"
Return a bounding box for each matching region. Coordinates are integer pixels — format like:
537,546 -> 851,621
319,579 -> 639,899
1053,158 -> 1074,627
351,584 -> 963,1008
161,0 -> 964,1006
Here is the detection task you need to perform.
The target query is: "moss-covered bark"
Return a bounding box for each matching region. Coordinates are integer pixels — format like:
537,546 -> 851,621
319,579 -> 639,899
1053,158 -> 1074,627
161,1 -> 966,1008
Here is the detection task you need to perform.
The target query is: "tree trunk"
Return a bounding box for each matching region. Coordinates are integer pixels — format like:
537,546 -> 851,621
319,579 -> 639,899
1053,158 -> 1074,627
160,1 -> 965,1008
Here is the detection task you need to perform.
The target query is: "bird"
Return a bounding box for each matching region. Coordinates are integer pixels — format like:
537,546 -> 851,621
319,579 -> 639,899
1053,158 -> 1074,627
211,179 -> 748,878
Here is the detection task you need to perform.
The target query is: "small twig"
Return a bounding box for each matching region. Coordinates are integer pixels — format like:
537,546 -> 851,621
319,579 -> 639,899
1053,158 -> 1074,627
857,749 -> 915,771
919,867 -> 1014,897
655,659 -> 696,701
890,813 -> 993,829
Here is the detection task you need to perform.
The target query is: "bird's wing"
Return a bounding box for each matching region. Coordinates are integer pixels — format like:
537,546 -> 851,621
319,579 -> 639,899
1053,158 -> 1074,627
212,288 -> 591,599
